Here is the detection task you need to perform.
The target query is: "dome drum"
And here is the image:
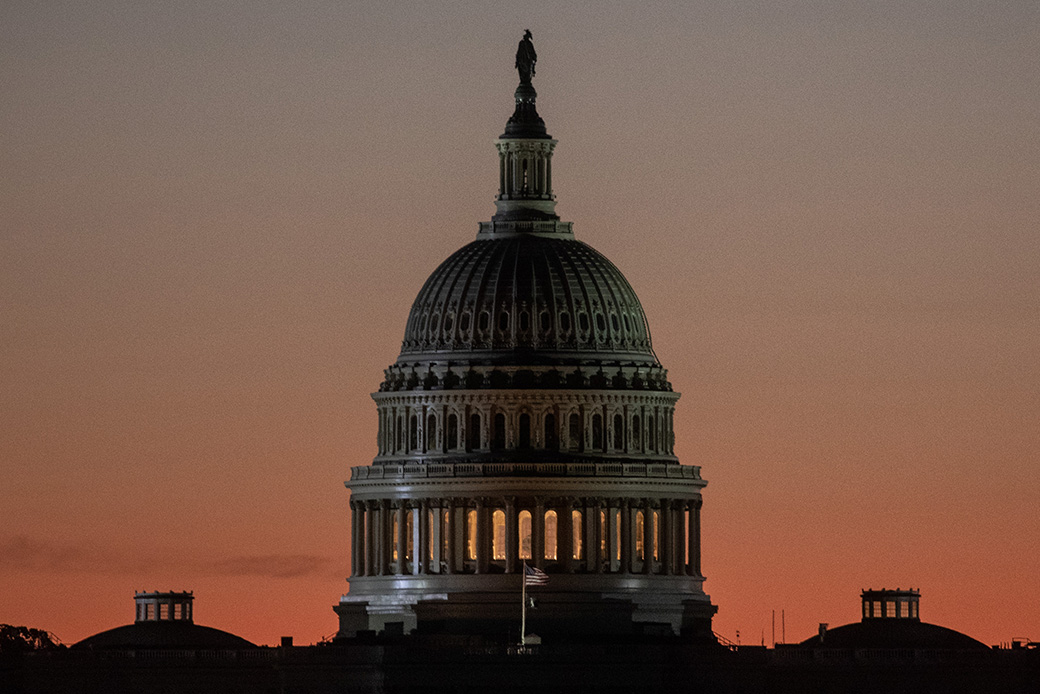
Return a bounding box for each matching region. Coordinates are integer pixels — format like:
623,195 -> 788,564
371,389 -> 678,465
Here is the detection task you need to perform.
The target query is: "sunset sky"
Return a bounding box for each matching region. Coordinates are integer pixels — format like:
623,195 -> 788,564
2,1 -> 1037,647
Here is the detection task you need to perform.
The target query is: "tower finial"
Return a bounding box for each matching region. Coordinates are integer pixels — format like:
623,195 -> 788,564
516,30 -> 536,85
502,30 -> 548,139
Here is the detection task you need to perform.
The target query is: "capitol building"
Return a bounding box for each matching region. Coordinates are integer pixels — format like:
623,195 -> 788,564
335,34 -> 716,641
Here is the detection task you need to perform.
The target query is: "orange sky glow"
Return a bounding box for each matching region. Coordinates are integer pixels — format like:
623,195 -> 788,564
2,1 -> 1038,647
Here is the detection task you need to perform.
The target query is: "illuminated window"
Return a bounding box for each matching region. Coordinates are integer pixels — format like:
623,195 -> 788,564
145,603 -> 155,620
599,509 -> 607,561
635,511 -> 645,561
466,510 -> 477,561
572,510 -> 583,560
492,510 -> 506,560
159,603 -> 170,620
886,601 -> 897,618
392,513 -> 399,562
544,510 -> 558,561
519,511 -> 532,560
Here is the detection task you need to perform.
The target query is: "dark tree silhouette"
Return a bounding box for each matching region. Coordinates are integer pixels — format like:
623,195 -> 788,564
0,624 -> 63,653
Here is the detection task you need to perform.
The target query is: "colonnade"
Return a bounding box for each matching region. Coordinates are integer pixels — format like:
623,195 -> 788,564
378,401 -> 675,458
350,496 -> 701,579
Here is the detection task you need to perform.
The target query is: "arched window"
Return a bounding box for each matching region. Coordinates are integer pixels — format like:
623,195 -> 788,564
468,413 -> 481,450
632,415 -> 641,450
492,413 -> 506,450
466,509 -> 477,561
598,510 -> 607,561
518,413 -> 531,449
409,415 -> 418,451
544,510 -> 558,561
635,510 -> 645,561
447,413 -> 458,450
572,510 -> 583,560
592,414 -> 603,451
396,416 -> 403,453
519,510 -> 533,560
498,311 -> 509,332
568,413 -> 582,451
648,414 -> 657,451
613,414 -> 624,451
426,414 -> 436,451
492,510 -> 506,561
544,413 -> 558,451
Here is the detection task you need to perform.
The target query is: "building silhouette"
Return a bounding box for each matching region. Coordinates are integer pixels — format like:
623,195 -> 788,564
336,36 -> 714,641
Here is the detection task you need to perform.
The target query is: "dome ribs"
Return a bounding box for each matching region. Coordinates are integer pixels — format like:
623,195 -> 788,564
397,236 -> 659,367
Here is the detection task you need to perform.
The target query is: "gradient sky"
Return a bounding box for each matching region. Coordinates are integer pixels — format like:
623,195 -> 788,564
2,1 -> 1038,647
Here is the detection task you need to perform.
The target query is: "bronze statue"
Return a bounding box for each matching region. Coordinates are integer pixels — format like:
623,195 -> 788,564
516,30 -> 536,84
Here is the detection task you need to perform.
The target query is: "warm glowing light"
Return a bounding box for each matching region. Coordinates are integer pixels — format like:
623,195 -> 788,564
544,510 -> 558,561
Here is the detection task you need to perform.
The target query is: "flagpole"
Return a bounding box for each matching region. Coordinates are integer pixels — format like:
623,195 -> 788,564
520,562 -> 527,646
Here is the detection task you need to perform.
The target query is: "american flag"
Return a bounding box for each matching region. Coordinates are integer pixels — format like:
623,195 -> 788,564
524,563 -> 548,586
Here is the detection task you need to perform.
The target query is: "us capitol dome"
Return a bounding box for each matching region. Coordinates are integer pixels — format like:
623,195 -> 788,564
335,33 -> 716,641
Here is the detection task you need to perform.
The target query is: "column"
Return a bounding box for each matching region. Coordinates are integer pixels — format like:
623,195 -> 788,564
505,497 -> 518,573
418,500 -> 429,575
533,498 -> 545,570
692,500 -> 702,576
431,502 -> 442,574
395,503 -> 407,575
584,499 -> 598,573
619,498 -> 631,573
475,498 -> 487,574
560,499 -> 573,573
642,499 -> 654,575
379,500 -> 391,575
604,500 -> 615,572
660,499 -> 671,576
368,505 -> 380,574
350,501 -> 361,578
445,499 -> 456,574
